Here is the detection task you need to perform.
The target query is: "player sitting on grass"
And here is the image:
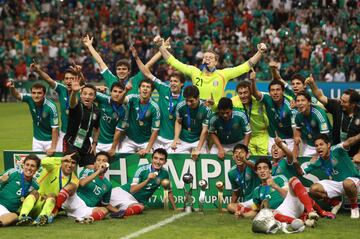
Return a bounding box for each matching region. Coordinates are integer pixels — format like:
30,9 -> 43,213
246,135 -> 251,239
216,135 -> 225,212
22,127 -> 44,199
297,133 -> 360,219
17,151 -> 79,226
226,144 -> 260,215
110,148 -> 176,217
238,158 -> 334,229
62,151 -> 121,223
0,154 -> 40,226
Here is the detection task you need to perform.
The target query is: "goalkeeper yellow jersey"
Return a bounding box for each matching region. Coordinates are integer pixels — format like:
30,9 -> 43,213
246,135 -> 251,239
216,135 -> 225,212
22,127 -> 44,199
167,56 -> 251,109
37,157 -> 79,197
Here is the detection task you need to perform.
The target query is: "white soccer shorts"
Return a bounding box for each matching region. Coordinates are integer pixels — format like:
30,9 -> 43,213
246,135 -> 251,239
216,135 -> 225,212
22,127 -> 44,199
119,137 -> 150,153
96,142 -> 112,153
109,187 -> 139,211
210,141 -> 244,154
170,139 -> 208,153
0,204 -> 10,216
55,131 -> 65,152
62,194 -> 94,219
276,187 -> 304,218
32,138 -> 52,152
153,136 -> 173,151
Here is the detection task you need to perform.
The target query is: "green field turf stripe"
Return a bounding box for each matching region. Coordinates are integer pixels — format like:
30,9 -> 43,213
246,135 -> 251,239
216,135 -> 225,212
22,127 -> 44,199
120,212 -> 191,239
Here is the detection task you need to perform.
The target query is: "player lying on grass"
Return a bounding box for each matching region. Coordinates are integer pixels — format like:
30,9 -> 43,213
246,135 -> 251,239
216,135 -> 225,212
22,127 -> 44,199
295,133 -> 360,219
0,154 -> 40,226
17,151 -> 79,226
109,148 -> 176,217
236,158 -> 334,228
226,144 -> 260,214
62,151 -> 121,223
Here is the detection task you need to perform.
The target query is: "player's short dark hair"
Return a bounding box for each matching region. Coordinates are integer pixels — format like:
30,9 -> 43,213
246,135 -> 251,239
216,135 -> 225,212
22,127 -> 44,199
314,134 -> 330,144
291,74 -> 305,84
255,158 -> 272,170
64,69 -> 77,76
236,81 -> 251,93
24,154 -> 41,169
295,91 -> 311,102
183,85 -> 199,99
152,148 -> 168,161
233,143 -> 249,154
95,151 -> 111,162
343,89 -> 360,104
169,71 -> 185,84
218,97 -> 233,111
115,59 -> 131,71
268,80 -> 284,91
139,78 -> 155,91
82,83 -> 97,93
110,81 -> 125,91
64,149 -> 81,164
31,83 -> 46,94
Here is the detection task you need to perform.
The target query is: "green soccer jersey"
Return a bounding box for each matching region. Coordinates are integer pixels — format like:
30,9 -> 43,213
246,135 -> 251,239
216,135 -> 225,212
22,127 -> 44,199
272,158 -> 297,179
260,93 -> 295,139
96,92 -> 128,144
77,168 -> 112,207
152,77 -> 182,140
209,109 -> 251,145
102,68 -> 143,95
304,143 -> 360,182
126,94 -> 160,144
253,175 -> 287,209
228,164 -> 260,201
0,169 -> 39,212
54,82 -> 70,133
295,105 -> 331,146
176,100 -> 212,143
121,164 -> 170,204
21,94 -> 59,141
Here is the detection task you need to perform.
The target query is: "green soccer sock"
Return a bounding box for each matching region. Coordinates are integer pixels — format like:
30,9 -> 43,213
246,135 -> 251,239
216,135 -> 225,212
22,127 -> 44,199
39,198 -> 55,217
19,194 -> 36,217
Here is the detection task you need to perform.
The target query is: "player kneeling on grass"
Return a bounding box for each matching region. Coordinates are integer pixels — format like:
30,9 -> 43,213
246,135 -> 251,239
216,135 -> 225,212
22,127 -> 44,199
17,151 -> 79,226
110,148 -> 176,216
0,155 -> 40,227
62,151 -> 120,223
238,158 -> 333,230
226,144 -> 260,215
297,133 -> 360,219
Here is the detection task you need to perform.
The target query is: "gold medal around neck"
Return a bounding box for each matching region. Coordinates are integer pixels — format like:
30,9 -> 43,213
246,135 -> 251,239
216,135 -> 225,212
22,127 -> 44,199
139,121 -> 144,126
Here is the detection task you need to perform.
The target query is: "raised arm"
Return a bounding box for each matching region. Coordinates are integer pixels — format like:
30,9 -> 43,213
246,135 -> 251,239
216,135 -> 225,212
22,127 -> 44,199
269,61 -> 286,85
83,35 -> 108,72
249,70 -> 262,101
343,133 -> 360,150
6,81 -> 21,101
30,63 -> 56,88
305,74 -> 328,105
130,46 -> 155,80
274,136 -> 293,164
248,43 -> 267,68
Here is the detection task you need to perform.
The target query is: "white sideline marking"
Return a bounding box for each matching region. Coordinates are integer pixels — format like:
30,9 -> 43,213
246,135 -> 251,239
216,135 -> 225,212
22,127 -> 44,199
120,212 -> 190,239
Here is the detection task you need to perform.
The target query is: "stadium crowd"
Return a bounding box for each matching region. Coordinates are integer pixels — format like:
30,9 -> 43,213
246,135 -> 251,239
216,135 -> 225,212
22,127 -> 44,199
0,0 -> 360,234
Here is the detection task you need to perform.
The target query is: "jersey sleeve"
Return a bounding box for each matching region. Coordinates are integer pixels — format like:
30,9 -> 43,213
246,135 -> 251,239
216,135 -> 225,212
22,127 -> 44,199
79,168 -> 93,180
130,72 -> 144,89
220,61 -> 251,81
40,157 -> 62,170
167,55 -> 198,77
116,105 -> 129,131
101,68 -> 118,88
202,105 -> 212,127
49,103 -> 59,128
252,187 -> 261,205
176,101 -> 185,120
54,82 -> 66,93
151,102 -> 161,131
153,77 -> 169,94
284,84 -> 296,99
259,93 -> 271,105
228,171 -> 240,191
131,166 -> 146,185
20,93 -> 32,103
96,92 -> 110,104
315,109 -> 330,134
295,113 -> 301,129
208,114 -> 217,133
239,110 -> 251,134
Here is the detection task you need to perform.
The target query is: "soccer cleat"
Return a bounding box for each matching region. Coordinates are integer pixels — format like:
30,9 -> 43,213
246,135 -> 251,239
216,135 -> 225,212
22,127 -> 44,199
307,211 -> 319,221
331,201 -> 343,215
47,214 -> 55,224
350,208 -> 360,219
110,210 -> 126,219
32,215 -> 48,226
82,217 -> 94,224
16,215 -> 33,226
304,219 -> 316,228
75,218 -> 84,224
319,211 -> 336,219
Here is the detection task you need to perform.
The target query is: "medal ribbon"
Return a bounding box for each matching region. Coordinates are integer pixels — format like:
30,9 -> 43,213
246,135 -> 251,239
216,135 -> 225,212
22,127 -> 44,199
21,173 -> 31,198
169,93 -> 181,116
320,151 -> 333,177
304,107 -> 313,138
186,106 -> 191,130
236,167 -> 247,196
36,105 -> 43,126
259,185 -> 270,201
274,98 -> 285,123
111,101 -> 125,119
138,101 -> 150,122
244,102 -> 252,122
200,63 -> 216,73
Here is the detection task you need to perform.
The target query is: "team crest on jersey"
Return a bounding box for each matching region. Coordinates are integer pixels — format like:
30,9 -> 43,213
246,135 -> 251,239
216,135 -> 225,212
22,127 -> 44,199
213,80 -> 219,86
155,120 -> 160,127
245,173 -> 251,181
42,112 -> 48,118
197,112 -> 203,119
155,177 -> 160,185
102,184 -> 107,191
145,111 -> 151,117
320,123 -> 327,130
233,123 -> 239,129
311,120 -> 316,127
16,181 -> 20,185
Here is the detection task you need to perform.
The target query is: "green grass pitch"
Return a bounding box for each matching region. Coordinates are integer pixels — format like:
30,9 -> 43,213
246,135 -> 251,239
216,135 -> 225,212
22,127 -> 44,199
0,103 -> 359,239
